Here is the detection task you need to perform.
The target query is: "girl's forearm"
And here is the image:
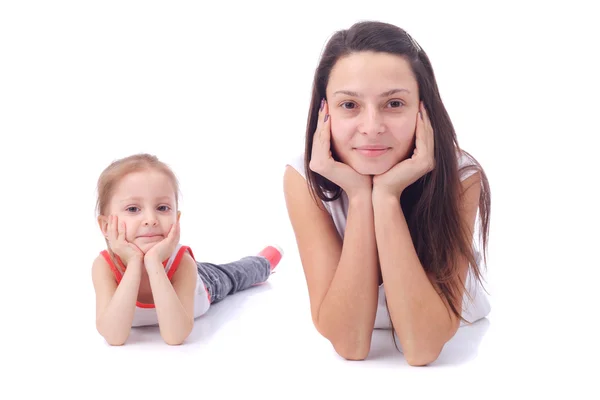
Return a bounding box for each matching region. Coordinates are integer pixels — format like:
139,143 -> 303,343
96,258 -> 143,345
144,258 -> 193,345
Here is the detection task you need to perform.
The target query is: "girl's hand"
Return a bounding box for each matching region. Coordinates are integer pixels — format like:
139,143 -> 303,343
106,215 -> 145,266
372,102 -> 435,199
309,99 -> 373,199
143,221 -> 180,265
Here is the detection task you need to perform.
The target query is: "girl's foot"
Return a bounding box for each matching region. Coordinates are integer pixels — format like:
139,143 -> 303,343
257,244 -> 283,271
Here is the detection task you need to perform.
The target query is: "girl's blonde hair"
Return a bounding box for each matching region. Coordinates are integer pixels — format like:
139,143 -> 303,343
96,153 -> 180,218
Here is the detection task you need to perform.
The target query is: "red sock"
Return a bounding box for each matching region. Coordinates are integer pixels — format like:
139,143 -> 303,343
257,245 -> 283,271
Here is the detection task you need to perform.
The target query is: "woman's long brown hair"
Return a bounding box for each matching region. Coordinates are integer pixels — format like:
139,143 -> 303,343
303,21 -> 491,331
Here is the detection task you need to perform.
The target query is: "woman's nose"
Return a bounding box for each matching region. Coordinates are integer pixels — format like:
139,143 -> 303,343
360,108 -> 384,135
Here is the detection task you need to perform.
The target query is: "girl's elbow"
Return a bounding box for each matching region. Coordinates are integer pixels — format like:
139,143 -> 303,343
162,321 -> 193,345
106,338 -> 128,346
101,331 -> 129,346
164,338 -> 185,346
163,333 -> 190,346
97,323 -> 129,346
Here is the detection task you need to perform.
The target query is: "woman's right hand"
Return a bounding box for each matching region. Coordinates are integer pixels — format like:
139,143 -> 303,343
106,215 -> 144,267
309,99 -> 372,199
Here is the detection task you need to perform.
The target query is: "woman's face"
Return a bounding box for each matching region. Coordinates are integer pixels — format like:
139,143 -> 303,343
325,51 -> 421,175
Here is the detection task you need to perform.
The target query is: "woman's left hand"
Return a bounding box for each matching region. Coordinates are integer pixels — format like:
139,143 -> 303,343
372,102 -> 435,199
144,221 -> 181,265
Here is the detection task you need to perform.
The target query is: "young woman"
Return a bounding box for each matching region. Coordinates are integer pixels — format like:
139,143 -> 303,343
284,21 -> 491,366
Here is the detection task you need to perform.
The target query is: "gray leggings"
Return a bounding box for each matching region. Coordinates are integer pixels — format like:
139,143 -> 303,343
196,256 -> 271,304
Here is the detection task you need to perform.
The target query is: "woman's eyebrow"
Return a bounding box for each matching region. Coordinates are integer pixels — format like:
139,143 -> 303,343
332,88 -> 410,97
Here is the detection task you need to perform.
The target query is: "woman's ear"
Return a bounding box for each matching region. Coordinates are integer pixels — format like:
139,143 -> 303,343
98,215 -> 109,238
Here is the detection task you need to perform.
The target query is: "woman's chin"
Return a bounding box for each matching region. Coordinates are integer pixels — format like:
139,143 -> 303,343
350,161 -> 396,176
341,151 -> 401,176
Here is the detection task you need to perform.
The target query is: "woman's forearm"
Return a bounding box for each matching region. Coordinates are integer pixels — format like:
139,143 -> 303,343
317,193 -> 379,359
372,191 -> 456,365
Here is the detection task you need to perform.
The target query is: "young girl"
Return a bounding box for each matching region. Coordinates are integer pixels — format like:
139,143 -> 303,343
284,21 -> 491,365
92,153 -> 283,346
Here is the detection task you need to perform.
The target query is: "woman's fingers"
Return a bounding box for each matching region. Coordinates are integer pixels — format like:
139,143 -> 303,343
311,100 -> 333,172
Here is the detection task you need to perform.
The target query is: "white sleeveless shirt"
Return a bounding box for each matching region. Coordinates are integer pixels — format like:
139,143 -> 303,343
286,151 -> 491,329
101,243 -> 211,327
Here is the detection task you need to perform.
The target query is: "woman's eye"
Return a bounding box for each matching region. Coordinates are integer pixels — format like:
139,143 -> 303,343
388,100 -> 403,108
341,101 -> 356,109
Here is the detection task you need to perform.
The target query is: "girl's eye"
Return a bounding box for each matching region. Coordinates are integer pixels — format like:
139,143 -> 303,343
158,205 -> 170,212
126,206 -> 139,213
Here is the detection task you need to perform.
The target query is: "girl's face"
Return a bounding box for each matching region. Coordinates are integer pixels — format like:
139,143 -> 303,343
101,169 -> 179,254
326,51 -> 421,175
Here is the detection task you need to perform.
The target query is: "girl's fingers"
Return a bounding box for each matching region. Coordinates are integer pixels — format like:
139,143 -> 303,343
108,215 -> 117,241
171,221 -> 181,243
117,220 -> 125,242
166,223 -> 175,240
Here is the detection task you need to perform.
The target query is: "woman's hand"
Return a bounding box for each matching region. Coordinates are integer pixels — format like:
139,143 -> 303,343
309,99 -> 373,199
372,102 -> 435,199
106,215 -> 145,267
143,221 -> 180,265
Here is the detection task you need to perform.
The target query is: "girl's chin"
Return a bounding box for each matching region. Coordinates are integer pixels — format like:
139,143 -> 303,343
135,242 -> 158,253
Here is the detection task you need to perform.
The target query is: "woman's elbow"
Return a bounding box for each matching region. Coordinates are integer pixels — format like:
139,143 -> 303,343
404,345 -> 443,366
333,341 -> 370,361
402,321 -> 457,366
329,332 -> 371,360
313,316 -> 371,360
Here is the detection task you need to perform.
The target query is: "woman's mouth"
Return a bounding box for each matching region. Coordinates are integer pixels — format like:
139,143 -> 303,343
354,146 -> 391,157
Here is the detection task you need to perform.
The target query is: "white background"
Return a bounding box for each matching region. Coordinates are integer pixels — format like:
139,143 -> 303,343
1,0 -> 598,398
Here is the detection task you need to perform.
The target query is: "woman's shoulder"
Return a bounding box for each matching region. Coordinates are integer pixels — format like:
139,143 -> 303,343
285,153 -> 306,179
455,148 -> 484,182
